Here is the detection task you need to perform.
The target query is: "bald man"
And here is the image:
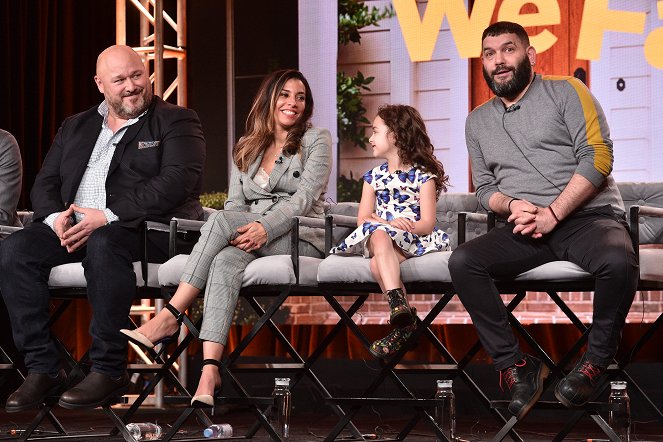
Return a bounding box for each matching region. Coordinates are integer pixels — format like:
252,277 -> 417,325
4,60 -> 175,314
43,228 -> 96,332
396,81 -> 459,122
1,45 -> 206,411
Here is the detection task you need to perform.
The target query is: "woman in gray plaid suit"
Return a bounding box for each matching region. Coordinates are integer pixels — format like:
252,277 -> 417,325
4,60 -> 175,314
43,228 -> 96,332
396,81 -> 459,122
121,69 -> 332,405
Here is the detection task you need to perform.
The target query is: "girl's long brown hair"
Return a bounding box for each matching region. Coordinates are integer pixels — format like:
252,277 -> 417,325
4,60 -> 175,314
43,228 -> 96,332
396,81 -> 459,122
377,104 -> 449,196
233,69 -> 314,172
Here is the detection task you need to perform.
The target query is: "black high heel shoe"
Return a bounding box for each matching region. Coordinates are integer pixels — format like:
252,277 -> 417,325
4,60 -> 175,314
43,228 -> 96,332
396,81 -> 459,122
191,359 -> 222,407
120,303 -> 184,350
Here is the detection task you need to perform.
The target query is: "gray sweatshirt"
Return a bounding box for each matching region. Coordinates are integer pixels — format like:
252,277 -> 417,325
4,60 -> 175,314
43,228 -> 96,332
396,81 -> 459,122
0,129 -> 22,228
465,74 -> 624,215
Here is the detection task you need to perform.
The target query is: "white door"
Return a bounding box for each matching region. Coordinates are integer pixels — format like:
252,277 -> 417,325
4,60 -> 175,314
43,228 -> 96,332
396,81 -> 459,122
591,0 -> 663,182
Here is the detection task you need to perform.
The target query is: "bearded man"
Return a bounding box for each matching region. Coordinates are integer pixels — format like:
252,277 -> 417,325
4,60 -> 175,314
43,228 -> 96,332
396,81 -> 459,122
1,45 -> 205,411
448,22 -> 637,420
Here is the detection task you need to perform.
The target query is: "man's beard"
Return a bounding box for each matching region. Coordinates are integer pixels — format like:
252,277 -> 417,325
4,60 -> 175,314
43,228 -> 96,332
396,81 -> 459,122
483,55 -> 532,99
108,84 -> 153,119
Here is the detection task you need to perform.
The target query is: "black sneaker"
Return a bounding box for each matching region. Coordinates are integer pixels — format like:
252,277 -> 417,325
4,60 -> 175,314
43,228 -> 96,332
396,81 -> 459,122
554,354 -> 606,408
500,354 -> 549,420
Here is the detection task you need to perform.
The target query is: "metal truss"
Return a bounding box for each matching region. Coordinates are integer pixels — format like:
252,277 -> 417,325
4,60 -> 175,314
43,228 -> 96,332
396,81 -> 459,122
114,2 -> 189,406
115,0 -> 188,106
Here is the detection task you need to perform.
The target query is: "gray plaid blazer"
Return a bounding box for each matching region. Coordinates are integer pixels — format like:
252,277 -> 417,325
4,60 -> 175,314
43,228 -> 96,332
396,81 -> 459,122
224,127 -> 332,252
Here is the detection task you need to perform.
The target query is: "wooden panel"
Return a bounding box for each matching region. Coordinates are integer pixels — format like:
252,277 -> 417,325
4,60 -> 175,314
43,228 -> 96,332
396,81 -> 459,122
425,119 -> 453,148
339,158 -> 383,178
340,143 -> 373,160
415,89 -> 452,119
609,48 -> 651,77
607,76 -> 649,108
610,107 -> 650,139
362,93 -> 392,122
433,148 -> 456,170
338,29 -> 390,64
339,62 -> 392,95
416,59 -> 455,91
612,138 -> 651,181
568,0 -> 587,83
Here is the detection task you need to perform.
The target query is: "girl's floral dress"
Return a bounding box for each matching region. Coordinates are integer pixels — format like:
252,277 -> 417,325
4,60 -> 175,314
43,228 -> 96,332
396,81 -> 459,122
330,163 -> 450,257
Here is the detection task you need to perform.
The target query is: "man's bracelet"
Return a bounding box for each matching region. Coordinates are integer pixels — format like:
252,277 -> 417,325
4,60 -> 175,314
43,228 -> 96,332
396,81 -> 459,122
548,205 -> 561,223
508,198 -> 519,213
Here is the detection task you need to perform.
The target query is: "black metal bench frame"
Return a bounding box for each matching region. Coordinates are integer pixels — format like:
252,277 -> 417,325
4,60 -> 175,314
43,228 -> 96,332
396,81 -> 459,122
151,217 -> 368,441
0,222 -> 214,442
483,206 -> 663,441
315,213 -> 516,441
316,207 -> 663,442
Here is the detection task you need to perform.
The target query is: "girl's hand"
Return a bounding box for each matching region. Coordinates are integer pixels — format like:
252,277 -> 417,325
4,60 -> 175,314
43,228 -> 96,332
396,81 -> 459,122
231,221 -> 267,252
388,217 -> 414,232
365,213 -> 414,232
366,213 -> 386,224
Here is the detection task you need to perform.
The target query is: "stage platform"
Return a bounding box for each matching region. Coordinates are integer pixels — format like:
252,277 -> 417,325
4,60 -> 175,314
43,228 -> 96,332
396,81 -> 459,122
2,402 -> 663,441
2,360 -> 662,441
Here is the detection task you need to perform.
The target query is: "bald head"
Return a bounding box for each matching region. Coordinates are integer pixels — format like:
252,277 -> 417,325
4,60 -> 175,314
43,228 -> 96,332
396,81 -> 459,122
96,45 -> 144,77
94,45 -> 152,120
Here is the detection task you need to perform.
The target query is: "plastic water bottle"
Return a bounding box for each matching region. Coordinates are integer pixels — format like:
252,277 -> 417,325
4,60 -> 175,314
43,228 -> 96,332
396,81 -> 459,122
608,381 -> 631,441
270,377 -> 291,440
435,379 -> 456,441
125,423 -> 162,441
203,423 -> 233,439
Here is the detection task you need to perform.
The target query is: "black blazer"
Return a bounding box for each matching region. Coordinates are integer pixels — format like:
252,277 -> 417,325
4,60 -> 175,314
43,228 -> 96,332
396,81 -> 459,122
31,96 -> 206,228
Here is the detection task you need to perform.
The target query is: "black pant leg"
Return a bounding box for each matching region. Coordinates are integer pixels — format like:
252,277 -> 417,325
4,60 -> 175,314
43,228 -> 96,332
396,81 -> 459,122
0,223 -> 85,374
82,224 -> 142,377
449,223 -> 556,370
550,209 -> 638,367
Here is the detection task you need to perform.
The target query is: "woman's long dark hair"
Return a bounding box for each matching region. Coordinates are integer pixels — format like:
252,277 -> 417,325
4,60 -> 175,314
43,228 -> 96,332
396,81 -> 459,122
377,104 -> 449,196
233,69 -> 314,172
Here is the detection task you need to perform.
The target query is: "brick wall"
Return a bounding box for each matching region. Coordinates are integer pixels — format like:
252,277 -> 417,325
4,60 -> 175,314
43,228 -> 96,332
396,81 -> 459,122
283,291 -> 662,325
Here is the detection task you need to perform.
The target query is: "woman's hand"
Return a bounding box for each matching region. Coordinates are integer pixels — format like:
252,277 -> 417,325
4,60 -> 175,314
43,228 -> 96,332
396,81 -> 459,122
230,221 -> 268,252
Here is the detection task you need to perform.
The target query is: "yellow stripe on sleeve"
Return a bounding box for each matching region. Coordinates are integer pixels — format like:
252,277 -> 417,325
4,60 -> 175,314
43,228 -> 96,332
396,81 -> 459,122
543,75 -> 612,176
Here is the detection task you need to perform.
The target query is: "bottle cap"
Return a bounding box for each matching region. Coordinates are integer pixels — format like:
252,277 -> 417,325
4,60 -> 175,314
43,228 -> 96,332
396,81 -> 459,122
275,377 -> 290,386
203,428 -> 213,438
610,381 -> 627,390
436,379 -> 453,388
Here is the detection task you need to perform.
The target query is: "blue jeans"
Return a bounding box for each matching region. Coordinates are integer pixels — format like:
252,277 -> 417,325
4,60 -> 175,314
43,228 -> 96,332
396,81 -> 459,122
0,222 -> 150,377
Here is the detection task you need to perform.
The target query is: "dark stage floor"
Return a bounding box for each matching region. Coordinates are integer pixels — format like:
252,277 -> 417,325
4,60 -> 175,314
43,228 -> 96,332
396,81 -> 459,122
1,405 -> 663,441
2,360 -> 662,441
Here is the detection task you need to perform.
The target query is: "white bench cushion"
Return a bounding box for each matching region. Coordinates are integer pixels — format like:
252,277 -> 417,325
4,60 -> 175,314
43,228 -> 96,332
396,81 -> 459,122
317,254 -> 599,285
48,262 -> 160,288
639,248 -> 663,282
317,252 -> 453,284
154,249 -> 663,287
298,256 -> 323,286
158,254 -> 296,287
513,261 -> 591,281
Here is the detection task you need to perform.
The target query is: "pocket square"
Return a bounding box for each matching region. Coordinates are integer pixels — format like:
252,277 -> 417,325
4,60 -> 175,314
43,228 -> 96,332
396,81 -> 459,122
138,140 -> 160,149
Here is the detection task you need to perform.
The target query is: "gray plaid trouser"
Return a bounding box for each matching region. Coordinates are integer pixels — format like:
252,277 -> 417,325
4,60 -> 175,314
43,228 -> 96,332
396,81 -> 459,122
181,210 -> 320,345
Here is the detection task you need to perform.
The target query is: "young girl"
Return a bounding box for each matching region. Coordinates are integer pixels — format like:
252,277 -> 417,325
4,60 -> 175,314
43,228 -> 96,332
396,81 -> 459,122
330,104 -> 450,358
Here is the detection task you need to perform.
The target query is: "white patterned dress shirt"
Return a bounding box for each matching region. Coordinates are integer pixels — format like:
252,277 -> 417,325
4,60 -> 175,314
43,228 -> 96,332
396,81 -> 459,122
44,101 -> 146,230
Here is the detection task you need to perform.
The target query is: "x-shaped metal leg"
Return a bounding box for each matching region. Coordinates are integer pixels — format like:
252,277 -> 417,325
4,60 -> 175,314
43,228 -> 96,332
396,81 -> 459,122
322,289 -> 499,441
491,288 -> 652,441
